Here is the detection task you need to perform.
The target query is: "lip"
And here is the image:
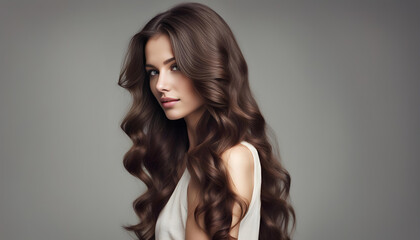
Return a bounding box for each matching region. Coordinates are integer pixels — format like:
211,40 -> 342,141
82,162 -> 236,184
160,97 -> 179,108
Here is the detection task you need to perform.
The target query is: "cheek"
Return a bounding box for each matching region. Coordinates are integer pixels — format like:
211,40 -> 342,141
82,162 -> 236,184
187,85 -> 203,103
179,78 -> 199,99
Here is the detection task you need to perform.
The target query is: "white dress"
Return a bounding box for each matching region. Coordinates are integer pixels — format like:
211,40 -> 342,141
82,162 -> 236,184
155,141 -> 262,240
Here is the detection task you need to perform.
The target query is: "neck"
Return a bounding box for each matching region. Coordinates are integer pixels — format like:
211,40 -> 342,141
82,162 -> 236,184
187,127 -> 196,152
184,108 -> 205,152
185,117 -> 199,152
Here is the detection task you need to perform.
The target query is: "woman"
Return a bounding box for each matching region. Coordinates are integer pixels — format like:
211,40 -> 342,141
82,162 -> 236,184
118,3 -> 295,240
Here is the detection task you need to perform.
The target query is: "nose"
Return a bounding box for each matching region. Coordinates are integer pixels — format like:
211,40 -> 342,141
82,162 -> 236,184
155,70 -> 171,93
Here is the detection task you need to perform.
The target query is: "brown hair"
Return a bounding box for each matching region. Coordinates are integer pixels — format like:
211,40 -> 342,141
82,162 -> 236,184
118,2 -> 295,239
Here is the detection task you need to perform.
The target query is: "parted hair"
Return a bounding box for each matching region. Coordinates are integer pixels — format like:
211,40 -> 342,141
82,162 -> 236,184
118,2 -> 295,240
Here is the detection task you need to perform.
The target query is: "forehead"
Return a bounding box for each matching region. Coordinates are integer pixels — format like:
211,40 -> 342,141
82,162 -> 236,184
145,34 -> 174,65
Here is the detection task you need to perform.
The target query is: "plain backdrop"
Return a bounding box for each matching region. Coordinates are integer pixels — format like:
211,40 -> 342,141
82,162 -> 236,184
1,0 -> 419,239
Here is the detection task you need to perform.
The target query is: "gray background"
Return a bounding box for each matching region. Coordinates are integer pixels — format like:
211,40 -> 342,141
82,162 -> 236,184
1,0 -> 419,239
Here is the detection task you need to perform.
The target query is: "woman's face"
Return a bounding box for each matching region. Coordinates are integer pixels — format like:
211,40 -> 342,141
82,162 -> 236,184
145,34 -> 205,124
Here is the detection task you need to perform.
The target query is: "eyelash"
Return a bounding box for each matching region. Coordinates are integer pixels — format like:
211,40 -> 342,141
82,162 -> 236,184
147,64 -> 179,78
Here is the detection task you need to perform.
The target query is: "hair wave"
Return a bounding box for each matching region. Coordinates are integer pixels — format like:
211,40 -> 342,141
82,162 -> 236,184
118,3 -> 295,240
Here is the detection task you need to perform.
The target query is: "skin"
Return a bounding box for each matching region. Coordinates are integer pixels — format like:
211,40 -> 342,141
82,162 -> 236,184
145,34 -> 254,239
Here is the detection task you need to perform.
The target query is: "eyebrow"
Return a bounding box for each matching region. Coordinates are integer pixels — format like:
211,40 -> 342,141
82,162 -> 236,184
145,57 -> 175,68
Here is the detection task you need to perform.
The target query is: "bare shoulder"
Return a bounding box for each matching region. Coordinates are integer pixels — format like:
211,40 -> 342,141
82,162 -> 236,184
221,143 -> 254,203
221,143 -> 254,172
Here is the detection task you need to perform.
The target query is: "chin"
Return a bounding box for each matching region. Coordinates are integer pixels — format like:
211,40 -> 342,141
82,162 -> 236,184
164,113 -> 184,121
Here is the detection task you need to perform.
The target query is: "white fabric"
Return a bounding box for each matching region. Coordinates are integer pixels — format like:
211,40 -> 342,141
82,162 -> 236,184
155,141 -> 261,240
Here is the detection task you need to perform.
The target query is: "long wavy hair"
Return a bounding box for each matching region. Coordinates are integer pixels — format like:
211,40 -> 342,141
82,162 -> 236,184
118,2 -> 295,240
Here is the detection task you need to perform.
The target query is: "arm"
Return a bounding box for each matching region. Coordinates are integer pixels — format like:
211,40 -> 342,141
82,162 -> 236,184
185,143 -> 254,239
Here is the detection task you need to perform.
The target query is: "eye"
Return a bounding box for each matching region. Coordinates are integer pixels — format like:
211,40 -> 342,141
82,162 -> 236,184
147,69 -> 158,77
171,64 -> 179,71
